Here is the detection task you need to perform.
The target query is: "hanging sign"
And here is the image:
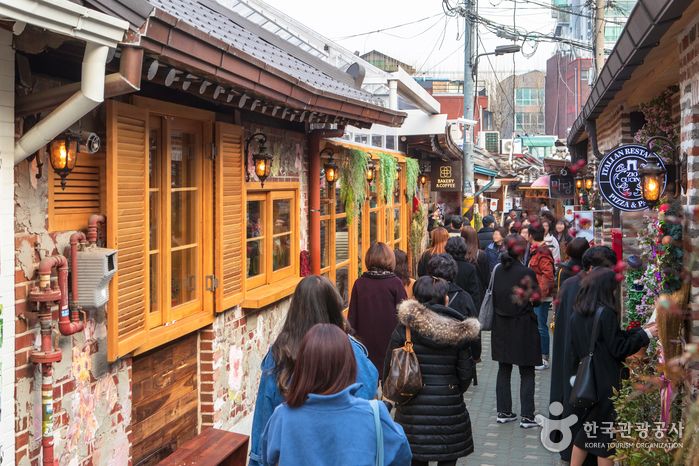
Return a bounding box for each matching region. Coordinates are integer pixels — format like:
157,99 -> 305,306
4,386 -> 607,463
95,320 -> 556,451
596,144 -> 667,211
430,161 -> 462,192
549,174 -> 575,199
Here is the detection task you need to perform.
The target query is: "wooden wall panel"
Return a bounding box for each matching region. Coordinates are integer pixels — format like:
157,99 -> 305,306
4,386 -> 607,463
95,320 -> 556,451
132,333 -> 199,465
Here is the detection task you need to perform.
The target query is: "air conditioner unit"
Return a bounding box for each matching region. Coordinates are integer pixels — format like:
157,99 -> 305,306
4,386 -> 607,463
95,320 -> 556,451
479,131 -> 500,154
501,139 -> 522,155
74,247 -> 118,308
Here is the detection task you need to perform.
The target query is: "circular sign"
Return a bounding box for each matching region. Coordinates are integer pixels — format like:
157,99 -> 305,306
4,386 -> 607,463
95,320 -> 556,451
596,144 -> 667,212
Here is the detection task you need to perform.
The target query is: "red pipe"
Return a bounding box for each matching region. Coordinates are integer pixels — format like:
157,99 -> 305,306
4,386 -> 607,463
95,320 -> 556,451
62,232 -> 88,336
87,214 -> 105,245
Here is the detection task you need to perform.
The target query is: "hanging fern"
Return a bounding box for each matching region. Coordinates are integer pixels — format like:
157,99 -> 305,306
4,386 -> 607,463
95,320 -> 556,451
377,152 -> 397,203
339,149 -> 368,222
405,158 -> 420,199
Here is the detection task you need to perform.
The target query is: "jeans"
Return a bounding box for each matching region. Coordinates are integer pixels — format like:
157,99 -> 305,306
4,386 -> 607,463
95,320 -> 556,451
412,461 -> 457,466
496,362 -> 535,418
534,301 -> 551,357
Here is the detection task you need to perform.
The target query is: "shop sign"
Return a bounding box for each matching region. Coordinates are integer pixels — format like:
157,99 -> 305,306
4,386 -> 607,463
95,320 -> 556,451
549,174 -> 575,199
524,189 -> 548,199
430,162 -> 462,192
597,144 -> 667,211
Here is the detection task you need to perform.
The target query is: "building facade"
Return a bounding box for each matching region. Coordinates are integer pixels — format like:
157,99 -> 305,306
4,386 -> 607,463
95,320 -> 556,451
545,53 -> 593,139
493,70 -> 546,137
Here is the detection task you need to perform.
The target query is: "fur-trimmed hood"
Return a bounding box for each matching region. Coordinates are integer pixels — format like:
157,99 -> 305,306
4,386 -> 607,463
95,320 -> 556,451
397,299 -> 480,346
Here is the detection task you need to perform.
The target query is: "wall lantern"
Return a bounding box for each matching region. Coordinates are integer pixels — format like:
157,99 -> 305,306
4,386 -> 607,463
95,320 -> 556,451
584,175 -> 594,191
245,132 -> 272,187
366,157 -> 376,183
644,135 -> 688,201
321,148 -> 338,185
418,172 -> 428,186
639,152 -> 665,206
575,174 -> 583,190
49,134 -> 78,190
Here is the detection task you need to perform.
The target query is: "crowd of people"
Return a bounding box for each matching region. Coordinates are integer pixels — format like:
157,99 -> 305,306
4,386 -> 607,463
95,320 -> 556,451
245,207 -> 658,466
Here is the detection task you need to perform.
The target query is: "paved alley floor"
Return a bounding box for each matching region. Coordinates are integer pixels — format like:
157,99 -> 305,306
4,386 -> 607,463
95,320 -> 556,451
458,331 -> 565,466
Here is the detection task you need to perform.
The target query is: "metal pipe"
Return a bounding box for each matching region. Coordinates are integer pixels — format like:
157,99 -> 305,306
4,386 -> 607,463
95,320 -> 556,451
87,214 -> 106,245
61,232 -> 87,336
309,133 -> 321,275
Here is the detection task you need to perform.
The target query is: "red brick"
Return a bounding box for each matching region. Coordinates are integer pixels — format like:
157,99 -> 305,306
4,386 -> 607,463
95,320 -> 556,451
62,379 -> 75,396
200,341 -> 213,351
15,332 -> 36,350
15,349 -> 30,367
16,431 -> 29,449
201,393 -> 214,403
16,364 -> 34,379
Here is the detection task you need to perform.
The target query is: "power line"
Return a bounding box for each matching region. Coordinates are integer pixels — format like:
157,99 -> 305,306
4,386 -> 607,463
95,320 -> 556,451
334,13 -> 443,40
477,33 -> 515,115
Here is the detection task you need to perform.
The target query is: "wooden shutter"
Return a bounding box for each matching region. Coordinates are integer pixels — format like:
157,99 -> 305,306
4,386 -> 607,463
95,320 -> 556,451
214,122 -> 245,312
48,152 -> 106,231
106,100 -> 149,361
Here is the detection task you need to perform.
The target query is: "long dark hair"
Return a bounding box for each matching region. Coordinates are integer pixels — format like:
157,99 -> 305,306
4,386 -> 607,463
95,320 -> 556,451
393,248 -> 411,286
460,226 -> 480,263
285,324 -> 357,408
500,234 -> 527,270
574,267 -> 618,316
271,275 -> 345,392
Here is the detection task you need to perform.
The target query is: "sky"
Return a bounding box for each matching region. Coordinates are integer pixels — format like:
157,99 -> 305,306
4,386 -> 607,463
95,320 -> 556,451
259,0 -> 559,79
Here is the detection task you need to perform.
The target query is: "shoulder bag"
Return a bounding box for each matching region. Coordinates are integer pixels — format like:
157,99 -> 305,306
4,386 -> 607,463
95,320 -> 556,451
478,264 -> 499,331
569,306 -> 604,409
383,326 -> 422,405
370,400 -> 384,466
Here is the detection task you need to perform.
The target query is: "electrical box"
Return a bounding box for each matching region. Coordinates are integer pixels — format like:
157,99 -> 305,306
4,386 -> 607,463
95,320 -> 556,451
74,248 -> 118,308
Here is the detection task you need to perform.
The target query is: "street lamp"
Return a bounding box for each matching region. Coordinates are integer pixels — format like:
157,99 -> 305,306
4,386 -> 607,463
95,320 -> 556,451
245,132 -> 272,187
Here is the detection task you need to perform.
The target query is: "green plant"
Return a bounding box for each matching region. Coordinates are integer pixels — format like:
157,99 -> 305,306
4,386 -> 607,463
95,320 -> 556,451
339,149 -> 368,222
409,201 -> 427,276
405,158 -> 420,199
377,152 -> 397,203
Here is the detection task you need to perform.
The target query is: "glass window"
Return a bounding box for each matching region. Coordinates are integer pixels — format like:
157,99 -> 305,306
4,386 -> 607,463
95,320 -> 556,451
246,198 -> 265,279
371,135 -> 383,148
385,136 -> 396,150
515,88 -> 543,105
355,133 -> 368,144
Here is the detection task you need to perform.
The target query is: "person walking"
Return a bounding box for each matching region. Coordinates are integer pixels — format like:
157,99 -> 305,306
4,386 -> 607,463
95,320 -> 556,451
569,268 -> 656,466
484,226 -> 508,271
528,223 -> 555,370
520,226 -> 531,266
385,276 -> 480,466
394,248 -> 415,298
348,242 -> 408,376
491,235 -> 542,429
259,323 -> 412,466
460,226 -> 490,302
554,219 -> 573,262
477,215 -> 496,249
541,215 -> 561,263
249,275 -> 379,466
445,237 -> 483,308
417,227 -> 449,277
426,254 -> 478,320
556,237 -> 589,288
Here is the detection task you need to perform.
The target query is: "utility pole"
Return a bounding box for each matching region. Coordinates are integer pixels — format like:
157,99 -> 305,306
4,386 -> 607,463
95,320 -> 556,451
462,0 -> 475,206
594,0 -> 606,75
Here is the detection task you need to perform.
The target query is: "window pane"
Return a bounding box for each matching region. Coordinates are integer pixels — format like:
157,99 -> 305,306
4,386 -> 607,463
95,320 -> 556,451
149,192 -> 159,250
369,182 -> 378,208
171,247 -> 198,306
357,212 -> 363,274
385,209 -> 391,242
335,184 -> 345,214
320,179 -> 330,216
273,199 -> 291,234
371,135 -> 383,147
394,207 -> 401,240
320,220 -> 330,269
393,181 -> 400,204
247,239 -> 264,278
149,119 -> 161,188
172,191 -> 198,246
171,130 -> 197,188
273,233 -> 291,271
336,218 -> 349,263
385,136 -> 396,150
149,254 -> 158,313
370,211 -> 377,245
336,265 -> 349,308
247,200 -> 264,239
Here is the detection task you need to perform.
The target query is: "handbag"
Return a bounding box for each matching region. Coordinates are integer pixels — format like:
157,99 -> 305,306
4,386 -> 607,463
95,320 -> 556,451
370,400 -> 384,466
383,326 -> 422,405
569,306 -> 604,409
478,264 -> 499,331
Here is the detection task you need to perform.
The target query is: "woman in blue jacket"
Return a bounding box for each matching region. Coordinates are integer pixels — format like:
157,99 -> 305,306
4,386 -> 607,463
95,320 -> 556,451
260,323 -> 411,466
249,275 -> 379,466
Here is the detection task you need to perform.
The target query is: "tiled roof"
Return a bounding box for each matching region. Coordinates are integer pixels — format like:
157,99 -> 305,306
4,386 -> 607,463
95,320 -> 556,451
148,0 -> 383,106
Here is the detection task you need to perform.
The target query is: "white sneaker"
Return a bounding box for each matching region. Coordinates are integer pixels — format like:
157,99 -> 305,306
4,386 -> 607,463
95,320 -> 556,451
535,359 -> 549,370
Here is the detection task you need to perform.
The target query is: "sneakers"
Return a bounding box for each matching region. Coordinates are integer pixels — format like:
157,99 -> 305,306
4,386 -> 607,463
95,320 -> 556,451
496,412 -> 517,424
520,416 -> 539,429
535,357 -> 550,371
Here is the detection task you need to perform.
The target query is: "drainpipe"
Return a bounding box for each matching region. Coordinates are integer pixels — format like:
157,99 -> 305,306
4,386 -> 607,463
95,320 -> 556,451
388,80 -> 398,111
309,132 -> 321,275
474,176 -> 495,197
585,119 -> 603,159
14,42 -> 109,164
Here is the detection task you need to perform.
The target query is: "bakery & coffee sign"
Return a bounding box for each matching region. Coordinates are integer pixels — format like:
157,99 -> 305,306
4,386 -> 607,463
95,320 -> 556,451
596,144 -> 667,211
430,161 -> 462,192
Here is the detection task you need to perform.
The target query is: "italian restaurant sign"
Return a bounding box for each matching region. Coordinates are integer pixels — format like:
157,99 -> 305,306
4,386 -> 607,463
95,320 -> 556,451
597,144 -> 667,211
431,161 -> 462,192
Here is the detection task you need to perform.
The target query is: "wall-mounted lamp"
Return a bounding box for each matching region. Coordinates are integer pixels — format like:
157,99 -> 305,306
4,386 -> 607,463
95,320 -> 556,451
49,134 -> 78,190
639,152 -> 664,206
418,172 -> 428,186
245,132 -> 272,187
575,174 -> 583,190
644,136 -> 687,202
584,175 -> 594,191
321,148 -> 338,185
366,157 -> 375,183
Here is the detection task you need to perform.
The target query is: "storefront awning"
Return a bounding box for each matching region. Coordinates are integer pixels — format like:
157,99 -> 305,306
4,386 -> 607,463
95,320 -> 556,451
519,175 -> 550,190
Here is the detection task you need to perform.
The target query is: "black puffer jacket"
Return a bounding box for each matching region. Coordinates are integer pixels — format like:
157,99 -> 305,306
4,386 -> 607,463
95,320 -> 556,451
384,300 -> 480,462
477,227 -> 494,250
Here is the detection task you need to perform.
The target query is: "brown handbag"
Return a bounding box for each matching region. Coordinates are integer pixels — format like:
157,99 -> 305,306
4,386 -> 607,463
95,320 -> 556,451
383,326 -> 423,405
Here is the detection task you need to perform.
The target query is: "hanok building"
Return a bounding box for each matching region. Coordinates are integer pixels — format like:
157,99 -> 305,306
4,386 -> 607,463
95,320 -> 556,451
1,0 -> 413,464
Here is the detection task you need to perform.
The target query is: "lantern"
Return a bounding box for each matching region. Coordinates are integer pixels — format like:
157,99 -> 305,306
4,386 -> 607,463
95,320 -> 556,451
245,133 -> 272,187
639,153 -> 665,206
49,135 -> 78,190
322,148 -> 338,185
575,174 -> 583,190
366,158 -> 375,183
418,173 -> 428,186
584,176 -> 593,191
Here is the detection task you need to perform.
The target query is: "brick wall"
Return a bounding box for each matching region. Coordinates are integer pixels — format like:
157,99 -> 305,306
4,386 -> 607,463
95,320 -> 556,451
679,20 -> 699,344
0,29 -> 15,466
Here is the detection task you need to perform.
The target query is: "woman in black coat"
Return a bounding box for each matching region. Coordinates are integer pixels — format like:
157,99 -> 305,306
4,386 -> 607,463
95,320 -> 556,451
348,242 -> 407,377
384,276 -> 480,466
491,234 -> 542,428
445,237 -> 483,308
461,226 -> 490,305
569,268 -> 655,465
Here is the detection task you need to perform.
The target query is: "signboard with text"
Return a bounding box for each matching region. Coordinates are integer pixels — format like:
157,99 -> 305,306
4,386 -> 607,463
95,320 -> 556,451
549,174 -> 575,199
430,161 -> 462,192
597,144 -> 667,211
